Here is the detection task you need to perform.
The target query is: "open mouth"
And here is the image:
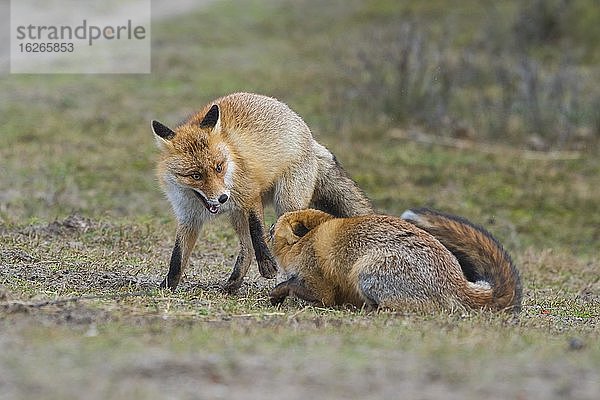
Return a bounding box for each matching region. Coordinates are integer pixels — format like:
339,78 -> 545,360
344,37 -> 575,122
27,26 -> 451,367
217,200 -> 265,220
191,190 -> 220,214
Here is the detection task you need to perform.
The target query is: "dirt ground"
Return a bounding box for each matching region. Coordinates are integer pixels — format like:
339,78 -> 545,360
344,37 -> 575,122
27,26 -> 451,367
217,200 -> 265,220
1,215 -> 598,400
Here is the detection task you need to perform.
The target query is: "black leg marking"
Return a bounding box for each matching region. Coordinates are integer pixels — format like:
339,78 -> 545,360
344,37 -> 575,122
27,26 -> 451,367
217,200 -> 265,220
227,253 -> 243,282
248,211 -> 277,278
223,251 -> 247,293
160,237 -> 182,290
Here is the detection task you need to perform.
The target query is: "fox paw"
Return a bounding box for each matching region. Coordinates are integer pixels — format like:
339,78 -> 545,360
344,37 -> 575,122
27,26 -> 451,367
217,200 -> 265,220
223,278 -> 243,294
269,283 -> 290,306
159,277 -> 178,291
258,257 -> 278,279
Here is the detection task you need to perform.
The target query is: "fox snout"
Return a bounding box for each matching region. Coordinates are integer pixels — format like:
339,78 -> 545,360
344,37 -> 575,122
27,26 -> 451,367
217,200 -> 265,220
208,193 -> 229,213
192,189 -> 230,214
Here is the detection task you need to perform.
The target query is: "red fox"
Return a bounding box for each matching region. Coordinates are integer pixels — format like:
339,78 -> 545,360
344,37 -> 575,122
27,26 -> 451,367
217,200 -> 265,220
152,92 -> 372,292
269,208 -> 522,312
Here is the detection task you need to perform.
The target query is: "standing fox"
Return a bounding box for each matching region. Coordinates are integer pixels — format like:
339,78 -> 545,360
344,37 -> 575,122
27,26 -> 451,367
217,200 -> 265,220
270,208 -> 522,312
152,92 -> 372,292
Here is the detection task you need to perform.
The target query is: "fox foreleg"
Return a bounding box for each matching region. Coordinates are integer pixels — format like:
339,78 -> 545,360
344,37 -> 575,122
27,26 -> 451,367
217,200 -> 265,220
223,208 -> 258,293
160,223 -> 200,290
248,209 -> 278,279
224,207 -> 277,293
224,210 -> 253,293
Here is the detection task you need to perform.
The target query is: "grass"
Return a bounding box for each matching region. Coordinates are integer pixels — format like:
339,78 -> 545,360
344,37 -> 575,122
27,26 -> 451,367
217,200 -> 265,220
1,0 -> 599,399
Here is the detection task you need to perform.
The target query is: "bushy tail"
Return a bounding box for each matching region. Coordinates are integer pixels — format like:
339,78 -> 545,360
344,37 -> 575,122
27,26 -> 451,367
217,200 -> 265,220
310,142 -> 374,218
401,208 -> 522,313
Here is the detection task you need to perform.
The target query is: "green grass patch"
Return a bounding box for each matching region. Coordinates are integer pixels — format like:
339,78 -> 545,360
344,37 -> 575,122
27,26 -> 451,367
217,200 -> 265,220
1,1 -> 599,398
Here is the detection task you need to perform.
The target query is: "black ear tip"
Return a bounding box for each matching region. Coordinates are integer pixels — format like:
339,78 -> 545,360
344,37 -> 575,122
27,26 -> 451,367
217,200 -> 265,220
199,104 -> 220,129
208,104 -> 219,115
152,120 -> 176,140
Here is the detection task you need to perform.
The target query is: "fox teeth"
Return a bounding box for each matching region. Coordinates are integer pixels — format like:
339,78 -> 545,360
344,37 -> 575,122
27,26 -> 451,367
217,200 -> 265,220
208,205 -> 220,214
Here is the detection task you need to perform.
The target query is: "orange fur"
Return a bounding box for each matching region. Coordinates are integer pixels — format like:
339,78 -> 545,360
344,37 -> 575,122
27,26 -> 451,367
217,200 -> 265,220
270,209 -> 522,313
152,93 -> 373,291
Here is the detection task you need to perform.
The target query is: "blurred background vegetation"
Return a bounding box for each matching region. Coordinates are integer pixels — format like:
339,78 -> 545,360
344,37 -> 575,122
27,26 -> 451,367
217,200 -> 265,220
294,0 -> 600,149
337,0 -> 600,150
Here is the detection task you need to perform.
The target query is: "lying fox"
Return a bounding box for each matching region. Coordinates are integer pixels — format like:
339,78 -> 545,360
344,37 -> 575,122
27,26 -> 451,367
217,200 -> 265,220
152,92 -> 372,292
269,208 -> 522,312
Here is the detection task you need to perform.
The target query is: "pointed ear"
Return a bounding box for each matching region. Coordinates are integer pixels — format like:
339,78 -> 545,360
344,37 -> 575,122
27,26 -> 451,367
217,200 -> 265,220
291,221 -> 310,238
274,209 -> 334,246
289,209 -> 335,238
295,209 -> 335,232
152,120 -> 176,140
199,104 -> 220,130
279,220 -> 309,246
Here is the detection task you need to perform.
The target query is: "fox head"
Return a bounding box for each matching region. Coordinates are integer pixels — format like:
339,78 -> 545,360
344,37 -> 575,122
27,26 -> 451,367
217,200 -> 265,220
152,104 -> 235,215
270,209 -> 335,263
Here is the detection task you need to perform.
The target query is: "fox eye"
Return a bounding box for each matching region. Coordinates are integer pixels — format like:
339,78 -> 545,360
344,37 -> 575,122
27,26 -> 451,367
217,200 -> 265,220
215,163 -> 223,173
190,173 -> 203,181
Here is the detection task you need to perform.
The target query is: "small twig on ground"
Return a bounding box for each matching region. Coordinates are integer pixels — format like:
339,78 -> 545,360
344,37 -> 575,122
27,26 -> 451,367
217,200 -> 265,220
287,306 -> 311,321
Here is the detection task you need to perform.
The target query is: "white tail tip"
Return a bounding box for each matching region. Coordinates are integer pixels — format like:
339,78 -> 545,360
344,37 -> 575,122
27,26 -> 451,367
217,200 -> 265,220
400,209 -> 420,222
